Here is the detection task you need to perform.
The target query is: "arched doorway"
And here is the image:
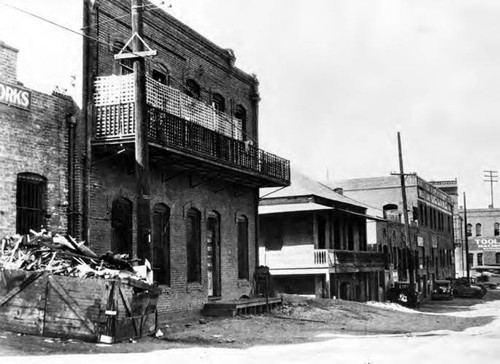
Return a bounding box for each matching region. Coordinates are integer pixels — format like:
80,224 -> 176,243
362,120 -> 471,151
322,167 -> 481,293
152,203 -> 170,285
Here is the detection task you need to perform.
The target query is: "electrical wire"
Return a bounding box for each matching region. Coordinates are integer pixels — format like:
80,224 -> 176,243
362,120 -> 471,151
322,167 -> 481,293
0,1 -> 258,144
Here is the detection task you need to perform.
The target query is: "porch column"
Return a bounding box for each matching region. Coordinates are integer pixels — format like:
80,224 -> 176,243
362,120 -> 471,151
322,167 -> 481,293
325,272 -> 331,298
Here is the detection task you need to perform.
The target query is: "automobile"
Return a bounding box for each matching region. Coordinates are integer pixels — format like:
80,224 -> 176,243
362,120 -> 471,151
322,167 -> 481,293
386,282 -> 422,307
450,278 -> 487,298
476,273 -> 499,290
431,280 -> 453,300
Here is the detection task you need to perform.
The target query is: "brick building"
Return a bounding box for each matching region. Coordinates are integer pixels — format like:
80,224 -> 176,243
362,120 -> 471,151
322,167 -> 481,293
0,41 -> 76,237
259,170 -> 384,301
455,207 -> 500,276
332,175 -> 456,299
80,0 -> 290,321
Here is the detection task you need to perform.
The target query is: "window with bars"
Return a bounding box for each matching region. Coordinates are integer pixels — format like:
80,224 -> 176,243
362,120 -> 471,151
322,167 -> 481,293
16,173 -> 47,234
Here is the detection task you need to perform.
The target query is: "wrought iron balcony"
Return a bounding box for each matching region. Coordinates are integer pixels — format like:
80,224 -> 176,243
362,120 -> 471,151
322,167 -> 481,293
92,75 -> 290,186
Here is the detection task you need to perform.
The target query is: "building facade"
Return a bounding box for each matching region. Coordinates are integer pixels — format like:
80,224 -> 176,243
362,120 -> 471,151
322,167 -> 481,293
80,0 -> 290,321
456,208 -> 500,276
0,41 -> 76,238
259,171 -> 384,301
333,175 -> 456,299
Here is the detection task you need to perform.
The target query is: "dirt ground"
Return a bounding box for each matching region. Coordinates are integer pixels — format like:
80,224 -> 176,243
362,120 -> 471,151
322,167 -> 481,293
1,290 -> 498,356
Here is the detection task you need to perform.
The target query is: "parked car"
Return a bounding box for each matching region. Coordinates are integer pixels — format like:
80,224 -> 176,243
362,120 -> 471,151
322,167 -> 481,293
450,278 -> 487,298
387,282 -> 422,308
431,280 -> 453,300
476,274 -> 499,289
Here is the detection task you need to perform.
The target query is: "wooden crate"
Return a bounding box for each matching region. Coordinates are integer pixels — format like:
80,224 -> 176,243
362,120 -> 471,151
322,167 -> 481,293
0,269 -> 159,342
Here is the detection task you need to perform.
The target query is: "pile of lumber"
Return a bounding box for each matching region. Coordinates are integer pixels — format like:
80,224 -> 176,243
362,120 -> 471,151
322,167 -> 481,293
0,230 -> 144,281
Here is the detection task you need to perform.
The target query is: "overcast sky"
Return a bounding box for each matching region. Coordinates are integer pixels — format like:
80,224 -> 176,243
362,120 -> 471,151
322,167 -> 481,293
2,0 -> 500,209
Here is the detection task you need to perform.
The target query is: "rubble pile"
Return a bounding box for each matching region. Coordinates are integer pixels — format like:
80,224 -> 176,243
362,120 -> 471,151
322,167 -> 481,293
0,230 -> 145,281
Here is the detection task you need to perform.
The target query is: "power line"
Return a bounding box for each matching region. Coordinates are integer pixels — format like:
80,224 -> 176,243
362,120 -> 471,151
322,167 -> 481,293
1,1 -> 257,144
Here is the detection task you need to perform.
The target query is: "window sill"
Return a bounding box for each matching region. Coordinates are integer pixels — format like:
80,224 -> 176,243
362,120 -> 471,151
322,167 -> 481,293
186,282 -> 203,293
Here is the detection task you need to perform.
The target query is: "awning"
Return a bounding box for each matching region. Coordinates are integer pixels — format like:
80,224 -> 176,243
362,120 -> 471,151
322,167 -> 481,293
259,202 -> 332,215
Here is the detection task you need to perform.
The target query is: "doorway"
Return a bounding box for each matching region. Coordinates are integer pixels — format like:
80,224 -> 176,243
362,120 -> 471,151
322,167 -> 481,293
207,214 -> 221,298
111,197 -> 133,257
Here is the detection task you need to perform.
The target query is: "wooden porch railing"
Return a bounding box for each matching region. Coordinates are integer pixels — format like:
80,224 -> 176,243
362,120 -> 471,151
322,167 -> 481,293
259,249 -> 384,270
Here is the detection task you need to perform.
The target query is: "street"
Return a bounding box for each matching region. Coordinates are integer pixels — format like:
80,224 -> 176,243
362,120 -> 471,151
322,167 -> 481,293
2,295 -> 500,364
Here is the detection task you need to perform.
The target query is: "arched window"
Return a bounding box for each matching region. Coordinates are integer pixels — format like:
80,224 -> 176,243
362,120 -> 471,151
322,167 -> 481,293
477,253 -> 483,266
186,208 -> 202,283
16,173 -> 47,234
152,68 -> 169,85
152,203 -> 170,285
495,223 -> 500,236
185,79 -> 201,99
111,197 -> 133,257
476,223 -> 482,237
466,223 -> 472,237
237,215 -> 249,279
212,93 -> 225,112
234,104 -> 247,140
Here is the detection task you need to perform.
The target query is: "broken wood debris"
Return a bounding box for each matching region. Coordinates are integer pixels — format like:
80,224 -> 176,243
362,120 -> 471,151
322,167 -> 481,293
0,230 -> 146,282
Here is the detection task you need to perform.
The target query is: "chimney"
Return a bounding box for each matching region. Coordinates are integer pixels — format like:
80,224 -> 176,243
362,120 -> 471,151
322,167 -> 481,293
0,40 -> 19,84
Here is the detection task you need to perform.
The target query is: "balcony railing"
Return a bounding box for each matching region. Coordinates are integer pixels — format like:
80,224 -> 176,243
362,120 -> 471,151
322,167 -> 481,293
260,249 -> 334,269
94,74 -> 243,139
93,75 -> 291,185
259,249 -> 384,271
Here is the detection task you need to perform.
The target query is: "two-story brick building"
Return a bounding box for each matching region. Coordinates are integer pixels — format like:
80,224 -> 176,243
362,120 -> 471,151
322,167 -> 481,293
456,207 -> 500,275
79,0 -> 290,322
0,41 -> 76,238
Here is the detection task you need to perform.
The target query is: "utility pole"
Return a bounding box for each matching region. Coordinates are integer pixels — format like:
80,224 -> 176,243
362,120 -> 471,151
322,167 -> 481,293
397,132 -> 415,291
483,170 -> 498,208
132,0 -> 151,262
463,192 -> 470,281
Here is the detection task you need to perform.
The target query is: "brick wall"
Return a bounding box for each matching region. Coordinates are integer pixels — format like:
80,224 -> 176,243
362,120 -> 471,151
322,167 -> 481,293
91,0 -> 260,142
0,41 -> 18,84
88,158 -> 258,321
0,41 -> 76,236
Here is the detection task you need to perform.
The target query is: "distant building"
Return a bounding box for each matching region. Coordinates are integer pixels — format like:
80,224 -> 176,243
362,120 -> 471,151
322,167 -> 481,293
456,207 -> 500,276
259,170 -> 385,301
331,175 -> 456,299
0,41 -> 76,237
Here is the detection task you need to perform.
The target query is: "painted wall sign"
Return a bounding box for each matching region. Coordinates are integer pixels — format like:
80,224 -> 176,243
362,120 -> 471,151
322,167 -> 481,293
474,238 -> 500,250
0,81 -> 31,110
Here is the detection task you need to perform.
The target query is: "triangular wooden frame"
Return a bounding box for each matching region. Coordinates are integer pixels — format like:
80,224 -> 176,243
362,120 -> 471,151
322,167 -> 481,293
114,32 -> 157,60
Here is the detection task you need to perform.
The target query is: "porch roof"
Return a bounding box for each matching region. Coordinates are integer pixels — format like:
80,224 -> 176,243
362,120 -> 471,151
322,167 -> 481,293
259,201 -> 386,221
259,202 -> 332,215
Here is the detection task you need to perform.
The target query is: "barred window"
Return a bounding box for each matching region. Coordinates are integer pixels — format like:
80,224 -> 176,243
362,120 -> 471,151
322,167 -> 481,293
16,173 -> 47,234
